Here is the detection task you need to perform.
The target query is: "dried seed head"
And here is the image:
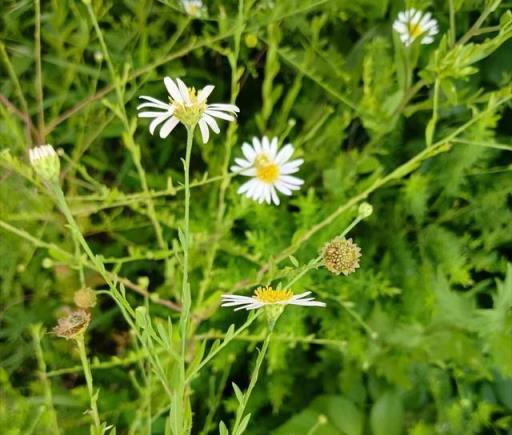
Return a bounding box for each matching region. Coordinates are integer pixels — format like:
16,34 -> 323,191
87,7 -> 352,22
321,237 -> 361,276
73,287 -> 97,309
53,309 -> 91,340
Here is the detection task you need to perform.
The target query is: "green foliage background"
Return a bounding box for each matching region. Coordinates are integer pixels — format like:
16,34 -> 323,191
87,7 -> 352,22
1,0 -> 512,433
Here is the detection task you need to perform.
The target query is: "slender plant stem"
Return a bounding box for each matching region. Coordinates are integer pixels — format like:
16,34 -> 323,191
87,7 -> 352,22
76,335 -> 102,434
34,0 -> 45,143
449,0 -> 456,46
185,311 -> 260,383
231,329 -> 273,435
180,126 -> 194,355
31,325 -> 60,435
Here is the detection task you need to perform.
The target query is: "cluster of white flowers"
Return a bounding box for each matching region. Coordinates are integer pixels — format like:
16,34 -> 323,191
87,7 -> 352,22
137,78 -> 306,207
133,9 -> 440,314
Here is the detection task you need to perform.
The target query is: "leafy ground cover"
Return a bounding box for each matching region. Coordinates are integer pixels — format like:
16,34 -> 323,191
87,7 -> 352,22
1,0 -> 512,434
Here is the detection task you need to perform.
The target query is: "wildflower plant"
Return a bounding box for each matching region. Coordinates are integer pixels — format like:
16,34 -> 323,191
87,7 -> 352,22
1,1 -> 512,435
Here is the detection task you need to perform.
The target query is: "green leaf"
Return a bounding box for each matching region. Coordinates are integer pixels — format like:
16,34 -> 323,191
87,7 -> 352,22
370,391 -> 403,435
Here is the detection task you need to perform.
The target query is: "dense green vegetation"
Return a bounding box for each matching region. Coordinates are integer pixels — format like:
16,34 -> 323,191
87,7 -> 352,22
1,0 -> 512,434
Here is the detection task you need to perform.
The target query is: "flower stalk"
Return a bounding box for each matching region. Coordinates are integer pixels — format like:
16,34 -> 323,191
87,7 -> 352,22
180,126 -> 194,364
231,328 -> 273,435
76,334 -> 102,434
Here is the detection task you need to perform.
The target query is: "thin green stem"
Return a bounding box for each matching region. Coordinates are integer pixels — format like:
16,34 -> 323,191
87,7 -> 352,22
305,419 -> 323,435
449,0 -> 456,46
34,0 -> 45,143
427,78 -> 440,147
30,325 -> 60,435
185,311 -> 260,383
76,335 -> 102,434
231,329 -> 273,435
180,126 -> 194,355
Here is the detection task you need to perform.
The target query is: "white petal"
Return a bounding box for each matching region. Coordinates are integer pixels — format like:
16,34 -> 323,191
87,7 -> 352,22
207,103 -> 240,112
280,175 -> 303,186
221,300 -> 256,307
411,10 -> 422,25
242,142 -> 256,161
421,36 -> 434,44
393,21 -> 407,33
221,294 -> 254,302
204,109 -> 235,121
238,178 -> 257,194
159,116 -> 180,138
291,291 -> 312,300
290,300 -> 326,307
138,109 -> 173,118
275,180 -> 293,195
269,137 -> 278,159
234,157 -> 251,168
270,186 -> 280,205
201,113 -> 220,134
149,114 -> 171,135
250,182 -> 264,201
234,302 -> 263,311
252,137 -> 262,154
419,12 -> 432,27
264,185 -> 272,204
198,119 -> 209,143
275,144 -> 294,165
176,78 -> 191,104
262,136 -> 270,153
280,159 -> 303,174
197,85 -> 214,103
164,77 -> 183,103
139,95 -> 166,104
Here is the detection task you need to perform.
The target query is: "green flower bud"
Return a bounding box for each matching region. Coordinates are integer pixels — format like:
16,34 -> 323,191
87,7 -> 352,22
358,202 -> 373,219
29,145 -> 60,183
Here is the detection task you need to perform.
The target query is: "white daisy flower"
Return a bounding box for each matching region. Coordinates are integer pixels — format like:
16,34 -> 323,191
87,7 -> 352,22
221,286 -> 326,311
29,144 -> 60,182
230,136 -> 304,206
393,9 -> 439,46
182,0 -> 204,17
137,77 -> 240,143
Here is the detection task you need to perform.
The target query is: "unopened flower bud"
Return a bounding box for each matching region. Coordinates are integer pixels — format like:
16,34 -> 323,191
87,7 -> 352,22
94,51 -> 104,63
53,309 -> 91,340
42,258 -> 54,269
182,0 -> 204,17
318,414 -> 328,425
29,145 -> 60,183
73,287 -> 97,309
245,33 -> 258,48
321,237 -> 361,276
358,202 -> 373,219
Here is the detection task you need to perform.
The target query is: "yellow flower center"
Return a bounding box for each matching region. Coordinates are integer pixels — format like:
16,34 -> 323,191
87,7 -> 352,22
254,286 -> 293,303
171,87 -> 206,126
255,153 -> 280,183
408,22 -> 424,39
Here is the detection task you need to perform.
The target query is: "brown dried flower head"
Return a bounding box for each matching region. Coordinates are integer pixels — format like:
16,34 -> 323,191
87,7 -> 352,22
73,287 -> 97,309
321,237 -> 361,276
53,309 -> 91,340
